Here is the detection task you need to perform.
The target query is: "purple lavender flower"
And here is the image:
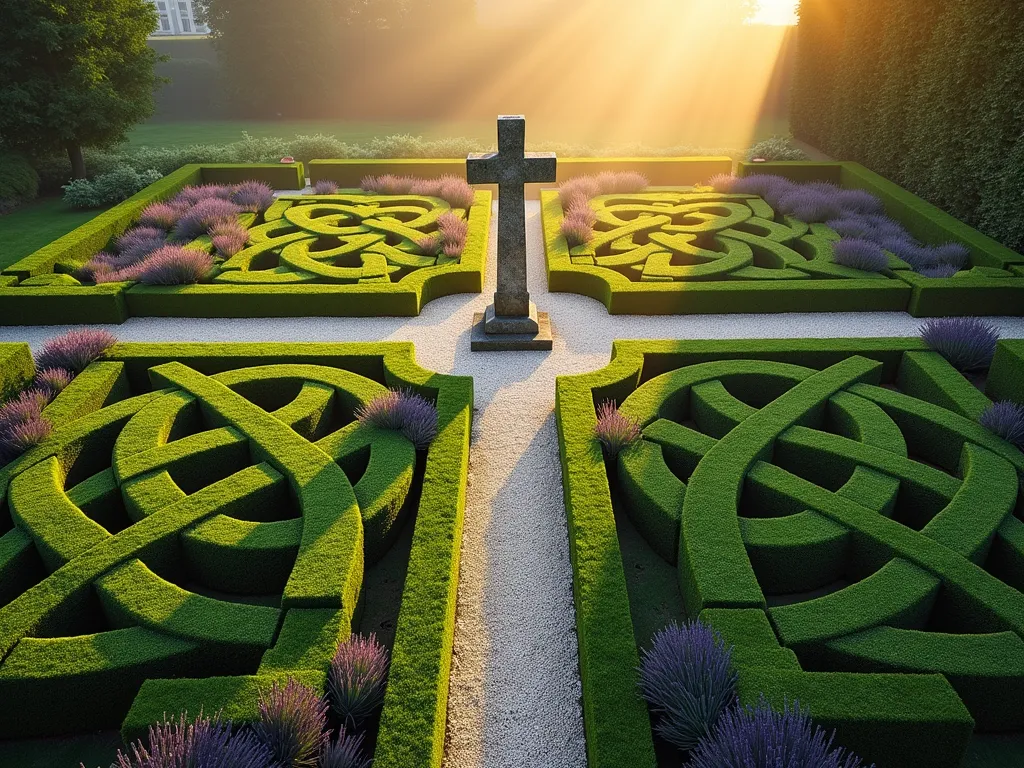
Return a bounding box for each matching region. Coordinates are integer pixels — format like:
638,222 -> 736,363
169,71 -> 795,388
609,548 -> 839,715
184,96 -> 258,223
979,401 -> 1024,449
320,728 -> 371,768
115,226 -> 167,264
689,697 -> 873,768
138,200 -> 188,230
356,389 -> 439,450
253,679 -> 330,768
876,234 -> 920,260
933,242 -> 970,269
409,178 -> 442,197
35,329 -> 117,374
328,633 -> 389,729
136,246 -> 214,285
777,186 -> 845,223
638,620 -> 738,751
437,175 -> 476,209
707,174 -> 738,193
920,317 -> 1000,371
596,171 -> 649,194
34,368 -> 74,400
594,400 -> 641,458
113,712 -> 273,768
732,175 -> 797,208
0,389 -> 49,433
918,264 -> 961,278
437,211 -> 469,258
174,184 -> 233,206
210,221 -> 250,257
561,208 -> 595,248
835,188 -> 885,214
0,415 -> 52,463
826,217 -> 875,241
559,176 -> 603,210
312,179 -> 340,195
171,198 -> 242,242
416,234 -> 442,257
231,180 -> 276,213
362,174 -> 417,195
832,239 -> 889,273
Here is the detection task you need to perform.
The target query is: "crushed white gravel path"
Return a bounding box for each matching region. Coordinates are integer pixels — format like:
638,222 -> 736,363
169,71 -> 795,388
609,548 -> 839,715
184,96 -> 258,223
3,201 -> 1024,768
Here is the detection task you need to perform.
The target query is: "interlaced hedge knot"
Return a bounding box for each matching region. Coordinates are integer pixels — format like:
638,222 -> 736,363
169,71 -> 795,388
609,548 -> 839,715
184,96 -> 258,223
216,194 -> 471,285
557,339 -> 1024,768
0,344 -> 468,757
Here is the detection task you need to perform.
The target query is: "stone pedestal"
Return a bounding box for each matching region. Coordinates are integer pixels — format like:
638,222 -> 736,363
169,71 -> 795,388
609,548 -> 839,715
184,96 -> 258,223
471,310 -> 553,351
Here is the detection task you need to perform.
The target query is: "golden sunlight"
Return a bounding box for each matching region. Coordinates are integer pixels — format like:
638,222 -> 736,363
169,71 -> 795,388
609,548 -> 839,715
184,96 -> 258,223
750,0 -> 800,26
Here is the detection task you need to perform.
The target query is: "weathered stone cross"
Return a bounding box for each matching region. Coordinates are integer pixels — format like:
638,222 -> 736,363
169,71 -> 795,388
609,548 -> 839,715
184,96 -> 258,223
468,115 -> 555,350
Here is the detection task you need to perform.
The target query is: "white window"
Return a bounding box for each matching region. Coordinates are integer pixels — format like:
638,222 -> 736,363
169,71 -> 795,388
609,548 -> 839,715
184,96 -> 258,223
155,1 -> 172,33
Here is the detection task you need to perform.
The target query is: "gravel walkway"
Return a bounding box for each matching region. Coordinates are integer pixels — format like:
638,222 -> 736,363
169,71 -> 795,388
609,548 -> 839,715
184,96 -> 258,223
3,201 -> 1024,768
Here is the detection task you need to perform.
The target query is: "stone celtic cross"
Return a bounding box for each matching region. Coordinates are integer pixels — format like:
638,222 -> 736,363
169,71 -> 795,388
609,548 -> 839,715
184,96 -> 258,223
468,115 -> 556,350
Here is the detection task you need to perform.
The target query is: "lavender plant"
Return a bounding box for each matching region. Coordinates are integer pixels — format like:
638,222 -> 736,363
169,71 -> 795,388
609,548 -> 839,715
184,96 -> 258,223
437,211 -> 470,258
979,401 -> 1024,449
638,620 -> 738,751
0,414 -> 52,463
920,317 -> 1000,371
135,246 -> 214,285
174,184 -> 233,206
34,368 -> 74,399
933,242 -> 970,269
112,713 -> 273,768
437,175 -> 476,209
252,679 -> 330,768
320,729 -> 372,768
138,200 -> 187,230
328,633 -> 389,729
231,180 -> 276,213
312,179 -> 340,195
707,174 -> 738,193
210,221 -> 250,257
561,208 -> 595,248
356,389 -> 439,450
689,697 -> 873,768
594,400 -> 641,458
171,198 -> 242,242
116,226 -> 168,264
558,176 -> 602,210
831,239 -> 889,273
35,329 -> 117,374
918,264 -> 961,278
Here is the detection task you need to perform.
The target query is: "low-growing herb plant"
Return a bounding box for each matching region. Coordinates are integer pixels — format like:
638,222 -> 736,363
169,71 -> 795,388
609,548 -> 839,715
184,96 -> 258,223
356,389 -> 439,450
638,620 -> 738,751
919,317 -> 1000,372
328,633 -> 389,730
252,679 -> 330,768
594,400 -> 641,458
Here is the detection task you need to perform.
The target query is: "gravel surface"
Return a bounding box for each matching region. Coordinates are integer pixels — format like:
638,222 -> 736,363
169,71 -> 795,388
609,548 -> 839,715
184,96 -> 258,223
3,201 -> 1024,768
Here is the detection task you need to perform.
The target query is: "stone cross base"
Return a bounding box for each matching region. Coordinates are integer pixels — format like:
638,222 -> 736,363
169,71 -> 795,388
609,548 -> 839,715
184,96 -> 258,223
470,304 -> 553,351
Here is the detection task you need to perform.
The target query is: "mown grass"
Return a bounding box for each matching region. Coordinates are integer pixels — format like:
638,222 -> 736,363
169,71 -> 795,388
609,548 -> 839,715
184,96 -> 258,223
0,198 -> 102,271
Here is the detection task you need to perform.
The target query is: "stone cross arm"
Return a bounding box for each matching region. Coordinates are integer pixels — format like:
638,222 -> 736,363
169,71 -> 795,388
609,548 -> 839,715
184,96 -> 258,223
466,115 -> 556,186
467,151 -> 557,186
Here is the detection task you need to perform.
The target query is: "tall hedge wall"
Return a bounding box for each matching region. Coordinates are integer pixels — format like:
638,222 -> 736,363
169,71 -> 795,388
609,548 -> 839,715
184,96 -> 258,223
791,0 -> 1024,252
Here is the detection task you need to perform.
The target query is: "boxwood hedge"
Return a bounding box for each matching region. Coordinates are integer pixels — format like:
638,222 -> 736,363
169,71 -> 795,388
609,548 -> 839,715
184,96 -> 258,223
556,338 -> 1024,768
0,342 -> 472,768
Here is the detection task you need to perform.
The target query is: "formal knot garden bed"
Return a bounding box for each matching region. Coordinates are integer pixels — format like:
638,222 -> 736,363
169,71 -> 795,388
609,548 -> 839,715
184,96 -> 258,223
556,333 -> 1024,768
543,161 -> 1024,316
0,335 -> 472,768
0,164 -> 491,324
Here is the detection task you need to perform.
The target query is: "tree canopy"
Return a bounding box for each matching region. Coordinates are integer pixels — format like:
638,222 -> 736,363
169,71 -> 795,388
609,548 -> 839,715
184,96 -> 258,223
0,0 -> 161,179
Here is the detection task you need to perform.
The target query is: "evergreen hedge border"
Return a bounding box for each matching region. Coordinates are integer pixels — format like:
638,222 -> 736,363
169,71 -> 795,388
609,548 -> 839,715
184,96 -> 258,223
555,338 -> 1024,768
0,342 -> 473,768
0,164 -> 491,323
542,162 -> 1024,316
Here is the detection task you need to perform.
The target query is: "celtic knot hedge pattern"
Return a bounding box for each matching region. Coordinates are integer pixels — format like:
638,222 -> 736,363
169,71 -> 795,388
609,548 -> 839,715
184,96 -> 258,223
568,191 -> 869,282
0,342 -> 471,768
556,339 -> 1024,768
216,194 -> 467,285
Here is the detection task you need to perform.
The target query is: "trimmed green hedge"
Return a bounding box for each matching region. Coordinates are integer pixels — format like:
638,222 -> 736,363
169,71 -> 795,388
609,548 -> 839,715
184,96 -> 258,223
543,162 -> 1024,316
0,342 -> 473,768
0,167 -> 491,322
791,0 -> 1024,253
556,338 -> 1024,768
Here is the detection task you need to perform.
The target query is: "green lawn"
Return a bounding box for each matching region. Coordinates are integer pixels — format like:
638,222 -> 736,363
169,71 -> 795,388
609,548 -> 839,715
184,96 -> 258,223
126,117 -> 792,151
0,197 -> 101,271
